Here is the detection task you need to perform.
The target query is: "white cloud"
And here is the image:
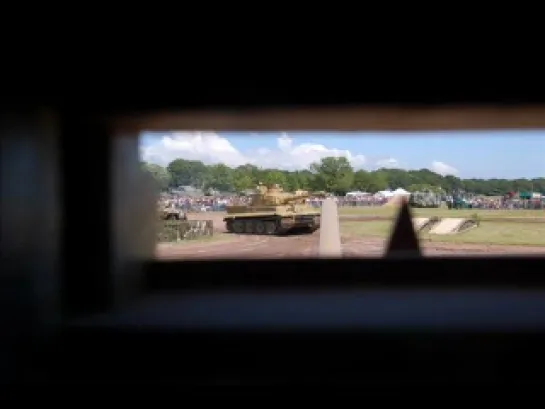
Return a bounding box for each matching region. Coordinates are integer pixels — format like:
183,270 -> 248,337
141,132 -> 462,176
140,131 -> 367,170
431,160 -> 458,176
375,157 -> 399,168
141,132 -> 247,167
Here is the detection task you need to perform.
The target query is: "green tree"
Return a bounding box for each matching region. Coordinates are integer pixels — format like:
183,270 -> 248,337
309,156 -> 355,195
232,174 -> 254,192
380,168 -> 416,188
352,170 -> 373,191
366,171 -> 389,192
145,155 -> 542,196
286,170 -> 314,190
206,163 -> 233,192
141,162 -> 171,191
167,159 -> 209,188
261,170 -> 288,187
235,164 -> 261,184
407,183 -> 443,193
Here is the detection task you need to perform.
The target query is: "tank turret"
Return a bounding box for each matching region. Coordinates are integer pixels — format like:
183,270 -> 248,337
250,185 -> 327,206
158,202 -> 188,220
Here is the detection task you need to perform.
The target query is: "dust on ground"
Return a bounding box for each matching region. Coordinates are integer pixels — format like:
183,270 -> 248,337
156,230 -> 545,260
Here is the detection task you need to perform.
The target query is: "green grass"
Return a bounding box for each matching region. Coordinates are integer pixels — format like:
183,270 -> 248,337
340,220 -> 545,247
341,221 -> 393,238
338,206 -> 544,220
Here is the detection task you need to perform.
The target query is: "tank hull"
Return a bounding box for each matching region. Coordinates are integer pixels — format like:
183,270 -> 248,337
159,210 -> 188,220
224,212 -> 321,235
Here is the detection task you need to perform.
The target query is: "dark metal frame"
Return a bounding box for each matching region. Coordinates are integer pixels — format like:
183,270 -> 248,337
5,79 -> 545,384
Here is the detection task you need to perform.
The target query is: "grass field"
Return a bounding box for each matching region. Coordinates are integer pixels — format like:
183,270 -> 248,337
340,220 -> 545,247
338,206 -> 544,220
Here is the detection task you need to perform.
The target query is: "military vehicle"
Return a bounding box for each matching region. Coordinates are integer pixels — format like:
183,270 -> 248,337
158,202 -> 188,221
446,189 -> 473,209
224,184 -> 327,235
408,190 -> 442,208
447,196 -> 472,209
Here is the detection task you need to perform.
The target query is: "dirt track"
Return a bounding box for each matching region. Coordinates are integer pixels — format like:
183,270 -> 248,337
156,233 -> 545,260
156,212 -> 545,259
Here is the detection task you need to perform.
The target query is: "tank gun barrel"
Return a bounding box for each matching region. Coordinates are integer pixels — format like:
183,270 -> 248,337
278,191 -> 327,204
279,195 -> 308,204
310,191 -> 328,197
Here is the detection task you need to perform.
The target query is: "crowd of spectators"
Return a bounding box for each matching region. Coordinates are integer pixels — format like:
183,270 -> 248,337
159,193 -> 402,212
158,191 -> 544,212
159,194 -> 243,212
469,197 -> 544,210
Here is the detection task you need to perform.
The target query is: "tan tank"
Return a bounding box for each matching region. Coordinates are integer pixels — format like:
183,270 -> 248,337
158,201 -> 188,221
224,183 -> 327,235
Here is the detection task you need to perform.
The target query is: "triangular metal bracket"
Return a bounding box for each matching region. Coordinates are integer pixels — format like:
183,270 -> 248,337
385,198 -> 422,257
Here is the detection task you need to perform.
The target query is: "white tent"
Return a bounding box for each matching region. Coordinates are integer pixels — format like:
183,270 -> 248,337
346,191 -> 369,197
374,190 -> 394,198
392,188 -> 410,197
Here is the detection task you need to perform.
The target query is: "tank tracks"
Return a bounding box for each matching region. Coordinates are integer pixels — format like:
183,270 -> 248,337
225,216 -> 319,236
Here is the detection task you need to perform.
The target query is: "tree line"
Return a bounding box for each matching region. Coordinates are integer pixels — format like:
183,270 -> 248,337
141,157 -> 545,197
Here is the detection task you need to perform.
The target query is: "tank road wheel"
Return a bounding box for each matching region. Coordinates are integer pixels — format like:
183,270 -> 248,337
232,220 -> 245,234
244,220 -> 255,234
225,220 -> 234,233
264,221 -> 277,235
254,220 -> 266,235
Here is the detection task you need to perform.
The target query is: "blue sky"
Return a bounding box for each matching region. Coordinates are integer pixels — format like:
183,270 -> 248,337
140,130 -> 545,179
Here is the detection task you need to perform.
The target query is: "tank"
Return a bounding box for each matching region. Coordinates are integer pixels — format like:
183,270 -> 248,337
224,183 -> 327,235
158,201 -> 188,220
408,190 -> 442,208
446,189 -> 473,209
